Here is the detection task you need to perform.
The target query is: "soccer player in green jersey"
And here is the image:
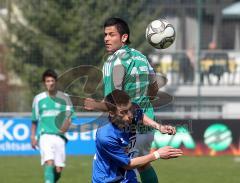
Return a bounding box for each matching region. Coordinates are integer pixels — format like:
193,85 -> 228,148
86,17 -> 167,183
31,69 -> 74,183
103,17 -> 163,183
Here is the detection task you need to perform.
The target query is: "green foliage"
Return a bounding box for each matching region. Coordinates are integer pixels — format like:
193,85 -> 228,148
5,0 -> 161,110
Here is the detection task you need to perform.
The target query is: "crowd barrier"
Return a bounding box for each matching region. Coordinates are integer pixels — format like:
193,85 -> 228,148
0,116 -> 239,156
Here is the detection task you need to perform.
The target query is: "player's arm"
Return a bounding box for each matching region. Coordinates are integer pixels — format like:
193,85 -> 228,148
147,81 -> 159,100
147,65 -> 158,100
31,97 -> 38,149
147,67 -> 167,100
84,98 -> 108,111
60,95 -> 75,133
84,63 -> 125,111
59,117 -> 72,133
101,135 -> 182,170
123,146 -> 183,170
112,62 -> 125,90
30,121 -> 38,149
143,114 -> 176,135
149,141 -> 158,154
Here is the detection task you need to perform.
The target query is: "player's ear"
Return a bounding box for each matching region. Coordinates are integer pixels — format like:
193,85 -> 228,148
109,111 -> 115,117
121,34 -> 128,43
109,111 -> 116,117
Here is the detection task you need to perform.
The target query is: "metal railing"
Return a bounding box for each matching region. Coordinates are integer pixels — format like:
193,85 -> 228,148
150,50 -> 240,86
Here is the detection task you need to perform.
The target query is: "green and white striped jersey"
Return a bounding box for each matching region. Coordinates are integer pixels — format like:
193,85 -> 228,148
102,45 -> 155,119
32,91 -> 74,136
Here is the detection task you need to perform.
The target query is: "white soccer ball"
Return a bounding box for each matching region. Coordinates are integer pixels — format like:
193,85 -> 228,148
146,19 -> 175,49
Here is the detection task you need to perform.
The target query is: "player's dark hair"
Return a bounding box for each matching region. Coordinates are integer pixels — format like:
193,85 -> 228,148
104,17 -> 131,45
42,69 -> 58,82
104,89 -> 130,112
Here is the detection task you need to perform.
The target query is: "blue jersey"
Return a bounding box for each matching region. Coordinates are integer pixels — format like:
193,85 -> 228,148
92,104 -> 143,183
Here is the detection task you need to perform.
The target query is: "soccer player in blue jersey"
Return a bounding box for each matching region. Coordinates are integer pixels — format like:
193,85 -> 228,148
92,90 -> 183,183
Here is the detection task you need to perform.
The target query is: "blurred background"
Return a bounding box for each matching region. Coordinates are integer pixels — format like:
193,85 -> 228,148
0,0 -> 240,117
0,0 -> 240,183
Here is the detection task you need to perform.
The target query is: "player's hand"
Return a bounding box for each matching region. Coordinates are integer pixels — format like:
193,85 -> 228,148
156,146 -> 183,159
31,136 -> 38,149
84,98 -> 97,111
158,125 -> 176,135
59,118 -> 72,133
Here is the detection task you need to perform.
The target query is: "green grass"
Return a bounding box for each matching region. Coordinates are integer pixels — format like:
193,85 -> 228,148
0,156 -> 239,183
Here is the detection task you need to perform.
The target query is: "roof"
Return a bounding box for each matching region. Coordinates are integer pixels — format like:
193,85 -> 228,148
222,2 -> 240,18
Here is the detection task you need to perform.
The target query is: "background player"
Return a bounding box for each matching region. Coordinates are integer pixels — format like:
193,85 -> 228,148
92,90 -> 182,183
31,69 -> 74,183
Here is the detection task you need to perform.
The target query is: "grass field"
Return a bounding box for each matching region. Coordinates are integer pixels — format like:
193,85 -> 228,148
1,156 -> 240,183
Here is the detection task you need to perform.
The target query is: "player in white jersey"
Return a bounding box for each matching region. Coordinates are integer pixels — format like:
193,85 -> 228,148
31,69 -> 74,183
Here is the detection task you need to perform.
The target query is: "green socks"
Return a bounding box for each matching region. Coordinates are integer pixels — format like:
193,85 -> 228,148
54,171 -> 61,182
44,165 -> 55,183
139,166 -> 158,183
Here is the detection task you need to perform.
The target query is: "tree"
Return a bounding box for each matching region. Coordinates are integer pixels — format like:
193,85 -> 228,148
5,0 -> 161,111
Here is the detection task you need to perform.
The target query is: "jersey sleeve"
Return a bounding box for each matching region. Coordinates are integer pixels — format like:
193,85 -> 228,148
112,58 -> 125,90
100,136 -> 130,167
31,97 -> 38,123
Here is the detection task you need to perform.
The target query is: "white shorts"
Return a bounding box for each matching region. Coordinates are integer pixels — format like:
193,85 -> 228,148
135,131 -> 154,156
39,134 -> 66,167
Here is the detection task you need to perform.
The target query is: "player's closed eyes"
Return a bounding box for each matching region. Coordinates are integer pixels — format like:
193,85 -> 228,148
105,33 -> 117,37
119,106 -> 134,115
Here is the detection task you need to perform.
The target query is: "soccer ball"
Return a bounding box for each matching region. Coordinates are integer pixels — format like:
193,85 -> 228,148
146,19 -> 175,49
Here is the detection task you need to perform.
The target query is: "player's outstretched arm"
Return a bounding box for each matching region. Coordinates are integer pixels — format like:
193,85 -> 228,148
147,73 -> 167,100
124,146 -> 183,170
60,118 -> 72,133
142,114 -> 176,135
147,81 -> 159,100
30,121 -> 38,149
84,98 -> 108,111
